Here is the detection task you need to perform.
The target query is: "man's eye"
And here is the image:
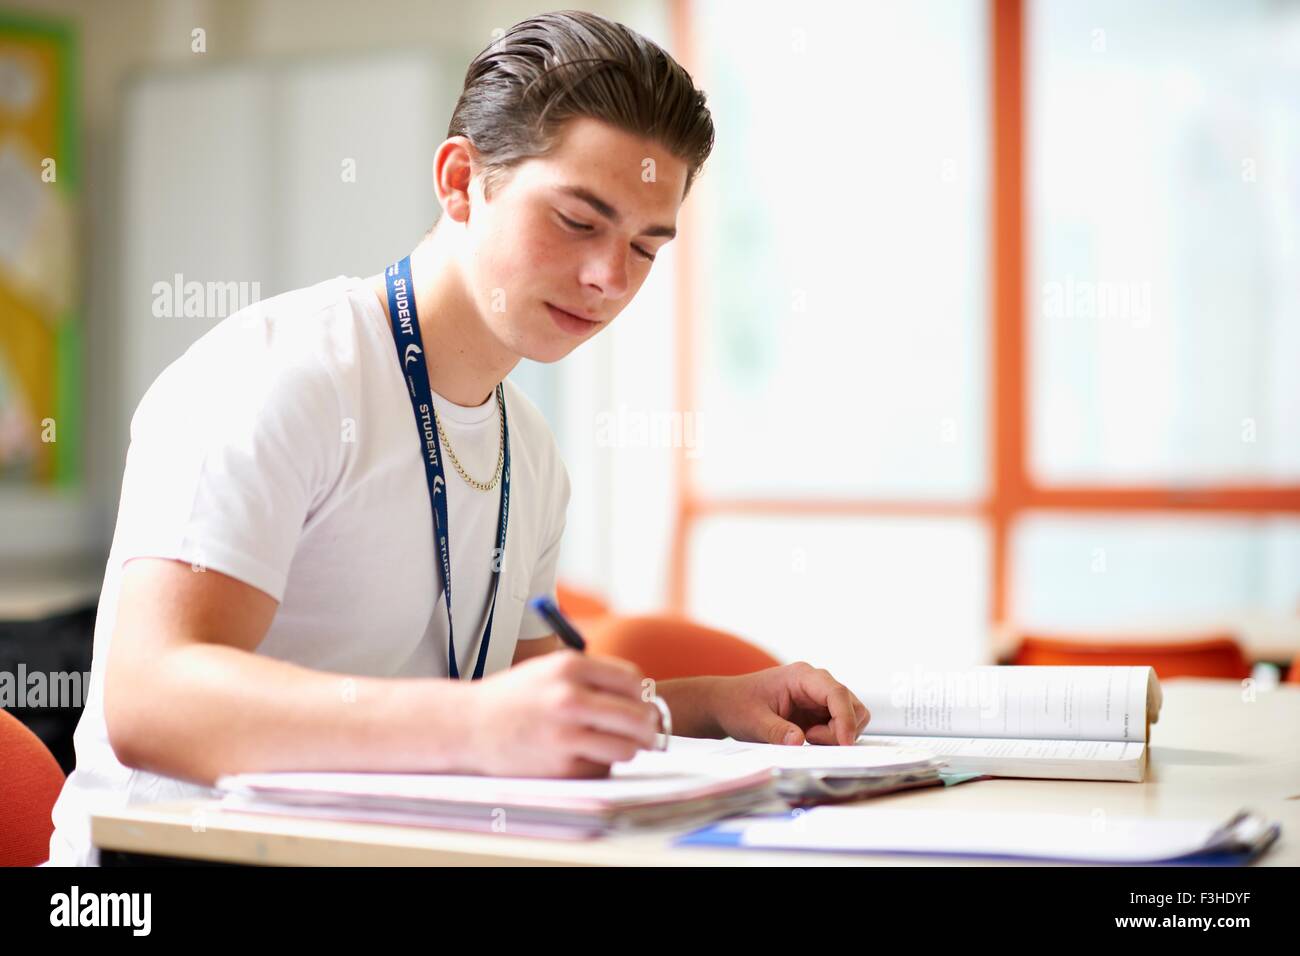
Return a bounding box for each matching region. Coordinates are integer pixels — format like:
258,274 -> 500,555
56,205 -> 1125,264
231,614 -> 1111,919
559,212 -> 654,262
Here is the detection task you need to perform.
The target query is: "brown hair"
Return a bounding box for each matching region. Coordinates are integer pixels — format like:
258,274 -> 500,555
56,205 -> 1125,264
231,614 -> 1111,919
447,10 -> 715,201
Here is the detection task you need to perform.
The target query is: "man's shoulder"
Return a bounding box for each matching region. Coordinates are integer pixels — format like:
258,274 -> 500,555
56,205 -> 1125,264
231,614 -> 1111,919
220,274 -> 373,358
134,275 -> 376,434
176,275 -> 379,385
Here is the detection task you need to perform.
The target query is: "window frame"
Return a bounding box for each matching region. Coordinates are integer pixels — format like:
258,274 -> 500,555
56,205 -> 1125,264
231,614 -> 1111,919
666,0 -> 1300,656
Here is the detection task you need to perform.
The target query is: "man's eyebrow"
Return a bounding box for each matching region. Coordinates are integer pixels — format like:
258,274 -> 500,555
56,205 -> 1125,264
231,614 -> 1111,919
557,185 -> 677,239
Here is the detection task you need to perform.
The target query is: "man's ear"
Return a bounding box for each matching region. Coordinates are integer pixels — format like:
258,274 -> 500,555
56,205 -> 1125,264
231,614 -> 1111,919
433,136 -> 479,224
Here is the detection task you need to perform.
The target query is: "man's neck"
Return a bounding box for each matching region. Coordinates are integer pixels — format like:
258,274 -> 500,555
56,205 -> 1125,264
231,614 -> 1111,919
371,230 -> 519,407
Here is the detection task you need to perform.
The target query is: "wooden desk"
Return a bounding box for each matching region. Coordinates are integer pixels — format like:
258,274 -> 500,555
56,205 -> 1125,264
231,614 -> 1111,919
91,679 -> 1300,866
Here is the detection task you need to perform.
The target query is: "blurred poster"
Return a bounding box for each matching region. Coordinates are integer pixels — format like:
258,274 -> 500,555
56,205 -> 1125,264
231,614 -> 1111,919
0,12 -> 78,485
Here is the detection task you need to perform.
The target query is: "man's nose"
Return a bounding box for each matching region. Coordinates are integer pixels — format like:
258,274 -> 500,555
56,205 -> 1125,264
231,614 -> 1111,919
581,240 -> 630,301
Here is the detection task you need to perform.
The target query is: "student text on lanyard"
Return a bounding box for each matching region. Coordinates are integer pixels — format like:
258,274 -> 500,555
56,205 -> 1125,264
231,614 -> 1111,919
384,256 -> 510,680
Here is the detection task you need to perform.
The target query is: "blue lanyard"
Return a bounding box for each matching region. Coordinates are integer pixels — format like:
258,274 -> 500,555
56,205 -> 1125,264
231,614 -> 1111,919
384,256 -> 511,680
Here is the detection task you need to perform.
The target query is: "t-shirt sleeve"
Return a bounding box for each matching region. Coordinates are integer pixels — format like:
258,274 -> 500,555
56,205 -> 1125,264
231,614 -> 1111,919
113,340 -> 342,603
515,452 -> 571,641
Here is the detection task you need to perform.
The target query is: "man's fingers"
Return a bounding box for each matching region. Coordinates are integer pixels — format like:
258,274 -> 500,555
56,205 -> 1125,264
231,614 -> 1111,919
829,686 -> 858,744
754,708 -> 805,745
553,651 -> 645,699
563,726 -> 646,766
561,757 -> 614,779
562,688 -> 659,747
795,668 -> 860,745
804,723 -> 838,746
853,698 -> 871,734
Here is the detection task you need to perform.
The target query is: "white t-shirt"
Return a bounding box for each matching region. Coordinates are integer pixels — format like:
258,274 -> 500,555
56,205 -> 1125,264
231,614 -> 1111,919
47,274 -> 569,866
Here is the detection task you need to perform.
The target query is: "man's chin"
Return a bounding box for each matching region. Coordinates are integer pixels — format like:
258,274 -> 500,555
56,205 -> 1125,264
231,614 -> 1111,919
494,331 -> 566,365
519,340 -> 582,364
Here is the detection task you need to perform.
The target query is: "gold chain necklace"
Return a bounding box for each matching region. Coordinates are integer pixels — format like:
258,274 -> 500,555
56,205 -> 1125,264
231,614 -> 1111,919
434,386 -> 505,492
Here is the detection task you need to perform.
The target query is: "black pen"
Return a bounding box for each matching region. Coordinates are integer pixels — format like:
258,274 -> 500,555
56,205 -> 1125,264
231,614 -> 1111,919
528,596 -> 587,652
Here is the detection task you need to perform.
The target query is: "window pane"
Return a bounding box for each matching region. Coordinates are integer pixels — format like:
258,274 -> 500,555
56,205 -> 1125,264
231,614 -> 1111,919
688,516 -> 990,682
691,0 -> 987,499
1012,513 -> 1300,630
1029,0 -> 1300,484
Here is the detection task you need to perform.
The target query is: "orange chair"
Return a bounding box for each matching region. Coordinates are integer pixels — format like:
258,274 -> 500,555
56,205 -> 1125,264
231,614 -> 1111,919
0,709 -> 66,867
584,614 -> 781,680
555,580 -> 611,627
1286,659 -> 1300,684
1013,633 -> 1251,680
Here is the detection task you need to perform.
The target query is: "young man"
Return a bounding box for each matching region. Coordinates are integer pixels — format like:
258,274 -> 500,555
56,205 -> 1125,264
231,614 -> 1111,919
47,11 -> 869,866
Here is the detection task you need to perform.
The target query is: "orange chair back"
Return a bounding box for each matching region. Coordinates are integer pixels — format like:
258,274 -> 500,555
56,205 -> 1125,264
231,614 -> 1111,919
584,614 -> 781,680
0,709 -> 65,866
556,581 -> 611,626
1013,633 -> 1251,680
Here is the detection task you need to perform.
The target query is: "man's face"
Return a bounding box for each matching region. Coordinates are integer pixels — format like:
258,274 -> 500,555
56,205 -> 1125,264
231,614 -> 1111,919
458,117 -> 688,363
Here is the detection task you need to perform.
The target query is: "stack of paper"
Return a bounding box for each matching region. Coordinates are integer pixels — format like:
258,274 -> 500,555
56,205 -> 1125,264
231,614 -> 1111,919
215,735 -> 951,838
216,758 -> 779,839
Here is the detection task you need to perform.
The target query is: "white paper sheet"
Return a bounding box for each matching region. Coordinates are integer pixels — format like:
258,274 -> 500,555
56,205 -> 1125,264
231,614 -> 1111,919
737,806 -> 1239,862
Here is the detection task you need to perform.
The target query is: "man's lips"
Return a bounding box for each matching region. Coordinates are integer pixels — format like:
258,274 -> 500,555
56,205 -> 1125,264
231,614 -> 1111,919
549,302 -> 600,322
546,302 -> 603,334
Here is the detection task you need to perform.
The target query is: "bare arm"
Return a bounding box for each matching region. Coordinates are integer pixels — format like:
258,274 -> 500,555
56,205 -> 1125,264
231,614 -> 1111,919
653,677 -> 725,738
104,557 -> 478,787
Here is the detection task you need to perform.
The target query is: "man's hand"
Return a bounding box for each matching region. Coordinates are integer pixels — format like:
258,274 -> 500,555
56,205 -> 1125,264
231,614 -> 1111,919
707,662 -> 870,746
465,650 -> 661,777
